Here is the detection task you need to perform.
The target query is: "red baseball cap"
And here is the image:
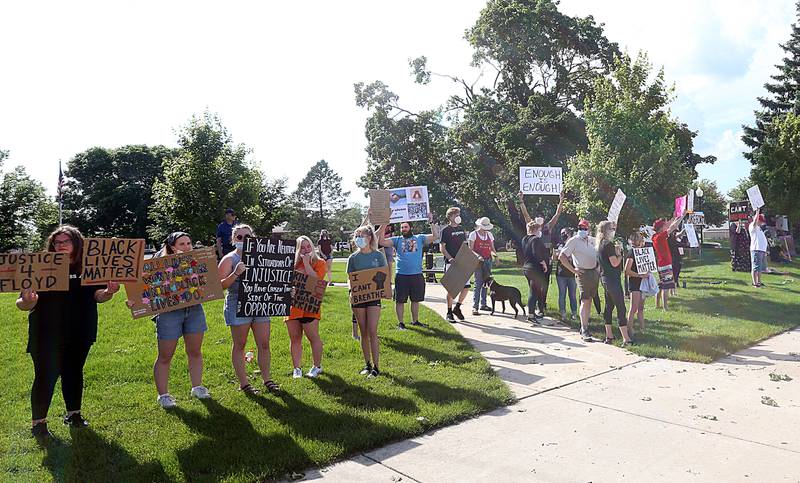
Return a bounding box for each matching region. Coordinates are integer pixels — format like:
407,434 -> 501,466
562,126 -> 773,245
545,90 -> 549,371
653,219 -> 666,232
578,219 -> 590,229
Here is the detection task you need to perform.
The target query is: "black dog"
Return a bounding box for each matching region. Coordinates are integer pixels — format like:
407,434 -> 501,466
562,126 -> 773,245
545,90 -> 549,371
486,277 -> 526,318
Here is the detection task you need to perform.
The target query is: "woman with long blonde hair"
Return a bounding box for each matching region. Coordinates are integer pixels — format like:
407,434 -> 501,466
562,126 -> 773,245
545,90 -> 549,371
285,235 -> 327,378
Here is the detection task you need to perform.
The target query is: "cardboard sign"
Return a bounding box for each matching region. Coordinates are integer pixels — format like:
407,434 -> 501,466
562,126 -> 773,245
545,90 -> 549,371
81,238 -> 145,285
349,266 -> 392,304
685,224 -> 700,248
632,247 -> 657,275
747,185 -> 765,209
0,252 -> 69,293
124,248 -> 223,319
389,186 -> 430,223
674,196 -> 687,218
776,215 -> 789,232
291,270 -> 327,314
728,201 -> 750,222
687,189 -> 695,213
607,189 -> 626,223
368,189 -> 392,225
519,166 -> 562,195
237,236 -> 296,317
441,242 -> 480,298
686,212 -> 705,226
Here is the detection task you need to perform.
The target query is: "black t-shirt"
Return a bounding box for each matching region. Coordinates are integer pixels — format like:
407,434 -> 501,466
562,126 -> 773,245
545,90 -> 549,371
668,235 -> 682,264
27,269 -> 104,353
522,235 -> 551,273
440,225 -> 467,262
599,240 -> 621,280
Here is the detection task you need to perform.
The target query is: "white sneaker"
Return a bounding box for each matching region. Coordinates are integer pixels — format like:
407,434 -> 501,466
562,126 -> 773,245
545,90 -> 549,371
157,394 -> 177,409
292,367 -> 303,379
307,366 -> 323,378
190,386 -> 211,399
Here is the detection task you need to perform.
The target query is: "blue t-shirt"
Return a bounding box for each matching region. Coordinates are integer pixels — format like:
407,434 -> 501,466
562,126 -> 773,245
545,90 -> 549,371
217,220 -> 235,248
391,234 -> 427,275
347,250 -> 388,273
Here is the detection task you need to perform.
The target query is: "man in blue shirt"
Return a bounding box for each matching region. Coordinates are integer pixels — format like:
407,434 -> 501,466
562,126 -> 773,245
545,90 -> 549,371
378,215 -> 440,330
216,208 -> 237,258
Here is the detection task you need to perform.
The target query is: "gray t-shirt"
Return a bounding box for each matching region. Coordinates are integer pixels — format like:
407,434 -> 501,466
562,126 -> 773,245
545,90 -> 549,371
560,235 -> 598,270
347,250 -> 388,273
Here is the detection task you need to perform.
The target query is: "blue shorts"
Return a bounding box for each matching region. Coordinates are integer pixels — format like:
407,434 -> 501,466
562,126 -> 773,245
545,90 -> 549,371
224,297 -> 270,327
751,250 -> 767,273
155,304 -> 208,340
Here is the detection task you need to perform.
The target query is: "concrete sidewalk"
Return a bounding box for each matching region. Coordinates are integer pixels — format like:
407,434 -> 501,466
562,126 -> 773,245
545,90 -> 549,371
290,284 -> 800,482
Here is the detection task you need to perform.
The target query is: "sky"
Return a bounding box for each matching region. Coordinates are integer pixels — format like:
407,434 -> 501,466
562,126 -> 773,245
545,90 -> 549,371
0,0 -> 795,204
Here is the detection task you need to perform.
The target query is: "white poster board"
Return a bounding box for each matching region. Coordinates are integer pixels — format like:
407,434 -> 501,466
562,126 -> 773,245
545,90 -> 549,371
607,189 -> 626,223
687,189 -> 695,213
747,185 -> 765,209
685,224 -> 700,248
519,167 -> 562,195
632,247 -> 657,275
686,211 -> 705,226
389,186 -> 430,223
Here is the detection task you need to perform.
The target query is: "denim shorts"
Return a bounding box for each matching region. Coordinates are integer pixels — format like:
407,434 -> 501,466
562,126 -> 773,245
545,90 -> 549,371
224,297 -> 270,327
155,304 -> 208,340
751,250 -> 767,273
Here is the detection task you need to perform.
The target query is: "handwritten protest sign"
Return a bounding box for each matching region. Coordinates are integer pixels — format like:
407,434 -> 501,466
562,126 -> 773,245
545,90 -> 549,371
349,266 -> 392,305
632,247 -> 657,275
368,189 -> 392,225
686,212 -> 705,226
237,236 -> 296,317
81,238 -> 144,285
389,186 -> 430,223
674,196 -> 687,218
685,224 -> 700,248
291,271 -> 327,314
687,189 -> 695,213
607,189 -> 626,223
747,185 -> 764,209
519,167 -> 562,195
728,201 -> 750,222
0,252 -> 69,293
441,242 -> 480,298
124,248 -> 223,319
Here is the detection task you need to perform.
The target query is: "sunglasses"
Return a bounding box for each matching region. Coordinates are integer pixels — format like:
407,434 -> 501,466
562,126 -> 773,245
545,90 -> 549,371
235,233 -> 251,241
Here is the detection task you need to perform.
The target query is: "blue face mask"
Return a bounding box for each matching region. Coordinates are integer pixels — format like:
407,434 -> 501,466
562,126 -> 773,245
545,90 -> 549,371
578,229 -> 589,239
355,237 -> 367,248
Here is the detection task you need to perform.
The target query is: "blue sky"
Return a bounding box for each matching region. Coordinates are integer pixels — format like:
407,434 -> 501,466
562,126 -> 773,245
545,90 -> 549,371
0,0 -> 794,202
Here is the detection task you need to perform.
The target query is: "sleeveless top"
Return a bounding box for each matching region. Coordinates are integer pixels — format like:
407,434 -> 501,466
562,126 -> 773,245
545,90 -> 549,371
225,251 -> 241,304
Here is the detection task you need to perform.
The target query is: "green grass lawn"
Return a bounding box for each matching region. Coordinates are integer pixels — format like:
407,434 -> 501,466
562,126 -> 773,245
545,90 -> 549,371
0,288 -> 513,482
489,247 -> 800,363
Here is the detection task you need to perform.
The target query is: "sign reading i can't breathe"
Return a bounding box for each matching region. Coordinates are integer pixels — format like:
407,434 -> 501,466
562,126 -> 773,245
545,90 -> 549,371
237,236 -> 296,317
519,167 -> 562,195
0,252 -> 69,293
349,266 -> 392,305
81,238 -> 145,285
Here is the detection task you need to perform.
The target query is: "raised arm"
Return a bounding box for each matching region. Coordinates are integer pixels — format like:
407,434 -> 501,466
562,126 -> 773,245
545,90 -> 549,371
518,191 -> 532,224
377,225 -> 393,248
667,215 -> 684,234
545,191 -> 565,231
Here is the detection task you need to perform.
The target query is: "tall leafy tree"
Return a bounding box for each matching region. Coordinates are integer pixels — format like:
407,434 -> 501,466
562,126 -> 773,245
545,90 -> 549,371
62,145 -> 176,239
148,112 -> 266,244
564,53 -> 693,235
692,179 -> 727,228
290,160 -> 349,234
727,176 -> 753,202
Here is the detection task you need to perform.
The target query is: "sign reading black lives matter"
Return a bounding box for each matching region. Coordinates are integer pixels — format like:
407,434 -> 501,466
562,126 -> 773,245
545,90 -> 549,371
632,247 -> 657,275
237,236 -> 296,317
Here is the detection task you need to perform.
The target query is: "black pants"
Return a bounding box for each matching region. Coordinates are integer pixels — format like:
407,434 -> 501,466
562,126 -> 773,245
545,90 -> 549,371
601,277 -> 627,327
30,343 -> 92,420
523,267 -> 549,314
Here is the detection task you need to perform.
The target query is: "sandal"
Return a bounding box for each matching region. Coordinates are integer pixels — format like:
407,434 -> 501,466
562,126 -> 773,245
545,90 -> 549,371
264,380 -> 281,393
240,384 -> 260,395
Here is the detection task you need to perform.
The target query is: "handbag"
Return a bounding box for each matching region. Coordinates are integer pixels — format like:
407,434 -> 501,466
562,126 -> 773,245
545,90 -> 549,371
640,272 -> 659,297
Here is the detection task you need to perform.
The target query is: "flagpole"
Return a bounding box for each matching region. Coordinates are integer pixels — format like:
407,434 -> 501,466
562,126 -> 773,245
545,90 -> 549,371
58,160 -> 63,225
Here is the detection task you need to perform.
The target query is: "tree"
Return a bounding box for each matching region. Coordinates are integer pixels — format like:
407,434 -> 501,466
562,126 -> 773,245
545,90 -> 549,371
0,149 -> 59,251
290,160 -> 349,234
692,179 -> 726,227
329,203 -> 367,240
148,112 -> 266,244
564,53 -> 694,235
251,177 -> 292,237
62,145 -> 176,240
727,176 -> 753,202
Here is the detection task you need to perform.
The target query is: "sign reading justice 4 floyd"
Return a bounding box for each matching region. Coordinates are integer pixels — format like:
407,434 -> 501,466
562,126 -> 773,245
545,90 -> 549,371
237,236 -> 296,317
0,252 -> 69,293
349,266 -> 392,305
519,167 -> 562,195
124,248 -> 223,319
81,238 -> 145,285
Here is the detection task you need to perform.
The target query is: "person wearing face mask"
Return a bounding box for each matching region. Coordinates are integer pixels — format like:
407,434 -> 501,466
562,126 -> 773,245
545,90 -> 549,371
651,215 -> 684,310
749,209 -> 769,287
468,217 -> 499,316
555,227 -> 578,322
285,235 -> 328,378
596,221 -> 633,345
558,219 -> 598,342
218,225 -> 279,394
520,219 -> 551,323
625,231 -> 649,335
348,225 -> 388,378
440,207 -> 470,323
378,214 -> 441,330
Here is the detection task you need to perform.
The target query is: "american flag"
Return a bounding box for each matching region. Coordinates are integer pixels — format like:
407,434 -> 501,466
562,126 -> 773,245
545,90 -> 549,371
57,160 -> 64,201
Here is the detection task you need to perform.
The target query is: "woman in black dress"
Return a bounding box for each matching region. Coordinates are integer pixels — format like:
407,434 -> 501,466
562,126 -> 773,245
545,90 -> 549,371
16,226 -> 120,439
730,219 -> 751,272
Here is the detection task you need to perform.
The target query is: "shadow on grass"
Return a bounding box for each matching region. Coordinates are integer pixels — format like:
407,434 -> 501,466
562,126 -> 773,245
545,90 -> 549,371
382,337 -> 474,365
42,427 -> 169,482
310,373 -> 418,414
384,373 -> 513,409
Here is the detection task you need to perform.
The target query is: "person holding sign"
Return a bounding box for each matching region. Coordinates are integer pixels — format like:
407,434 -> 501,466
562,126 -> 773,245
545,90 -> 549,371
347,225 -> 388,378
15,226 -> 120,439
218,224 -> 279,395
749,209 -> 769,288
468,217 -> 498,316
317,230 -> 334,286
151,232 -> 211,409
652,216 -> 683,311
440,207 -> 470,323
378,215 -> 441,330
520,218 -> 551,323
596,222 -> 634,346
730,218 -> 752,272
624,232 -> 649,335
285,236 -> 327,379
